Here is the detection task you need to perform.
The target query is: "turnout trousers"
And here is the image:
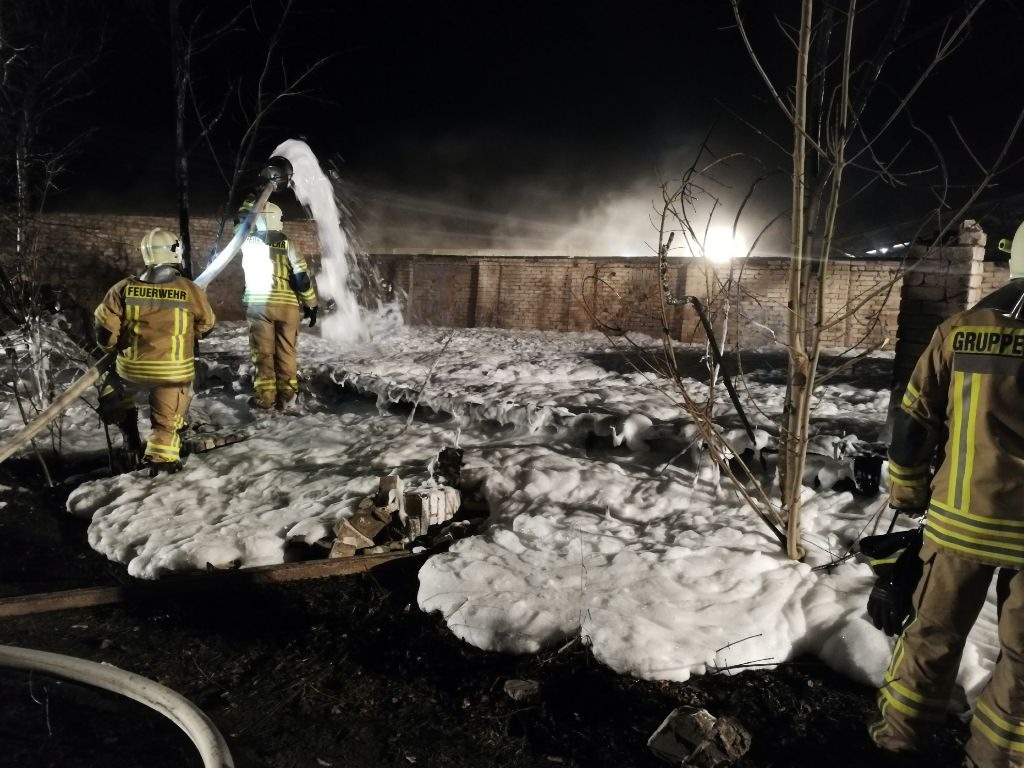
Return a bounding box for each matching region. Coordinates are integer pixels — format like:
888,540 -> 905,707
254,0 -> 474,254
870,538 -> 1024,767
247,303 -> 300,409
99,372 -> 192,464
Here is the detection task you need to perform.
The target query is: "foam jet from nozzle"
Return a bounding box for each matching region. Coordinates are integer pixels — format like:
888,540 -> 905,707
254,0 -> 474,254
0,155 -> 293,465
194,155 -> 293,289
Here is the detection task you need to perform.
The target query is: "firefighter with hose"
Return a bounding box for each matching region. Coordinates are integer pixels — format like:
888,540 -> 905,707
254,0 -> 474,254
236,197 -> 318,412
93,228 -> 216,475
0,155 -> 293,471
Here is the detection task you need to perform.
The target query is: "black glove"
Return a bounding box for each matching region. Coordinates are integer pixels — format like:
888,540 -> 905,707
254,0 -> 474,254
303,305 -> 318,328
868,579 -> 912,636
865,528 -> 924,636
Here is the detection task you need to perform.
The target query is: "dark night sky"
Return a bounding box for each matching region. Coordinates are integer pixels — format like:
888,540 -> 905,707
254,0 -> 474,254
49,0 -> 1024,252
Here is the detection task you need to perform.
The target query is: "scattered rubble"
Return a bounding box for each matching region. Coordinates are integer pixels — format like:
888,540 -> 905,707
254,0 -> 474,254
503,678 -> 540,702
330,449 -> 471,558
648,706 -> 751,767
403,486 -> 460,538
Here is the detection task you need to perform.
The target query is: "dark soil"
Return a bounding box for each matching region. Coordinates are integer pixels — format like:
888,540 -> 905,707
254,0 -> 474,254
0,455 -> 969,768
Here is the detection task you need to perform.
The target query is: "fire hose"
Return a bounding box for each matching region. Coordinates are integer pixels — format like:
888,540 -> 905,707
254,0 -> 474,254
0,644 -> 234,768
0,352 -> 115,466
0,154 -> 293,467
194,155 -> 293,289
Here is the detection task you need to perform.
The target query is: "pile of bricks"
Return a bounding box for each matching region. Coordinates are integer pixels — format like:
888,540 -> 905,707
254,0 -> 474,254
330,472 -> 461,558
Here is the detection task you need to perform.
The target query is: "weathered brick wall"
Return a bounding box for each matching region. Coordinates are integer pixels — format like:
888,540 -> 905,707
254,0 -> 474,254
374,255 -> 689,339
846,261 -> 902,350
682,260 -> 793,347
9,213 -> 319,321
889,224 -> 988,424
13,212 -> 1012,351
676,258 -> 901,349
980,260 -> 1010,295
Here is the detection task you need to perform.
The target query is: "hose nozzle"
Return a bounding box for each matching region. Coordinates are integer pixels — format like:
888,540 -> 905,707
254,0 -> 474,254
260,156 -> 293,192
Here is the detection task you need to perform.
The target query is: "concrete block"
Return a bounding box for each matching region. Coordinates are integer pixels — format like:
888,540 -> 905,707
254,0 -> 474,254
332,518 -> 376,549
648,706 -> 751,767
901,285 -> 951,303
404,486 -> 461,538
375,474 -> 405,515
957,221 -> 987,247
345,503 -> 388,542
900,270 -> 928,287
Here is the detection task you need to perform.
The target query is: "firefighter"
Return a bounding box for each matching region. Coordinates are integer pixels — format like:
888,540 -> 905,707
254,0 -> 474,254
238,199 -> 318,411
94,228 -> 216,475
869,277 -> 1024,767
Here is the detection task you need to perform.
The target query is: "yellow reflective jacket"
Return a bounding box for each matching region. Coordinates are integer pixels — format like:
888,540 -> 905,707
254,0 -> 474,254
891,295 -> 1024,567
241,231 -> 318,309
94,274 -> 216,384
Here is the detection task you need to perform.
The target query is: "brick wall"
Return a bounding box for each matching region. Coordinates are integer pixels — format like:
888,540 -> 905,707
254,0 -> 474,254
373,255 -> 692,339
888,225 -> 988,423
6,212 -> 1013,351
11,212 -> 320,321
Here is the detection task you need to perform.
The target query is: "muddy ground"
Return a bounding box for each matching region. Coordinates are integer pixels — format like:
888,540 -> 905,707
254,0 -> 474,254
0,450 -> 970,768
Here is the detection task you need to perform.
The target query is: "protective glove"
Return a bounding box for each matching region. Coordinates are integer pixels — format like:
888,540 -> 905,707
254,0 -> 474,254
303,305 -> 318,328
865,528 -> 924,637
868,579 -> 912,636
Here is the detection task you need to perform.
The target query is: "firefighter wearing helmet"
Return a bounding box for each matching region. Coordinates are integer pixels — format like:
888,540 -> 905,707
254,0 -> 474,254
237,197 -> 319,412
93,228 -> 216,474
869,264 -> 1024,766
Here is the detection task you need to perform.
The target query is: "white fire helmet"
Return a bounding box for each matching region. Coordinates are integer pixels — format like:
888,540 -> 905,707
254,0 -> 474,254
1009,220 -> 1024,279
255,202 -> 283,233
140,228 -> 183,267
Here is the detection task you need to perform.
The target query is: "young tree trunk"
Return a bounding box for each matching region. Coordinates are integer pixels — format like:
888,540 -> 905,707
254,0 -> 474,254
170,0 -> 192,278
780,0 -> 815,561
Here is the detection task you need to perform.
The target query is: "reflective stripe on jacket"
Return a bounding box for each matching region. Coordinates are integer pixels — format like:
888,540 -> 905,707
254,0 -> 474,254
895,302 -> 1024,567
241,232 -> 318,309
94,275 -> 216,384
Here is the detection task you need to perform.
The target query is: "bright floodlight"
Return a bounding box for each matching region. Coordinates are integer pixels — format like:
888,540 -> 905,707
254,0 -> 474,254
705,227 -> 747,263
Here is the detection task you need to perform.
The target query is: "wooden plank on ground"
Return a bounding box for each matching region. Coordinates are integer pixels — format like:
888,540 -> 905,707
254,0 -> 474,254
0,585 -> 126,618
0,551 -> 414,618
215,550 -> 414,584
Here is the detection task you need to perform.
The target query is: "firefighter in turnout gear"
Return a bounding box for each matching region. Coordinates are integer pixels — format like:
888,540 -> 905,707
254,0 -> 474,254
238,198 -> 318,411
94,228 -> 216,474
869,278 -> 1024,767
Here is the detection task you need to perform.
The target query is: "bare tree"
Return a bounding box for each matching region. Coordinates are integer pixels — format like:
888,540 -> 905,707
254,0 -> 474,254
0,0 -> 105,470
609,2 -> 1024,560
0,0 -> 103,322
170,0 -> 331,272
742,0 -> 1024,560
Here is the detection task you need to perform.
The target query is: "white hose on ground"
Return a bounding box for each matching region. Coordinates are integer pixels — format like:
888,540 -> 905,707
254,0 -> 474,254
0,644 -> 234,768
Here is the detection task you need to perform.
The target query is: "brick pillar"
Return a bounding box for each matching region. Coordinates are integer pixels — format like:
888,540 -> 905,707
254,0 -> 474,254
887,221 -> 987,432
406,256 -> 416,324
471,261 -> 501,328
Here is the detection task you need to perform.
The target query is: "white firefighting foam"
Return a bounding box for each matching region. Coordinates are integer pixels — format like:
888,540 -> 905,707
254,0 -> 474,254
272,139 -> 402,346
57,325 -> 1001,703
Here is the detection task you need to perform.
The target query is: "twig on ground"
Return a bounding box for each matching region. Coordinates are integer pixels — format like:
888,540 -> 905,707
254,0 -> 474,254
397,329 -> 456,435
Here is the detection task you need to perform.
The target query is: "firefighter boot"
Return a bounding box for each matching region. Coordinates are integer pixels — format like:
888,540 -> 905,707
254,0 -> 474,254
145,458 -> 183,477
120,413 -> 144,471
